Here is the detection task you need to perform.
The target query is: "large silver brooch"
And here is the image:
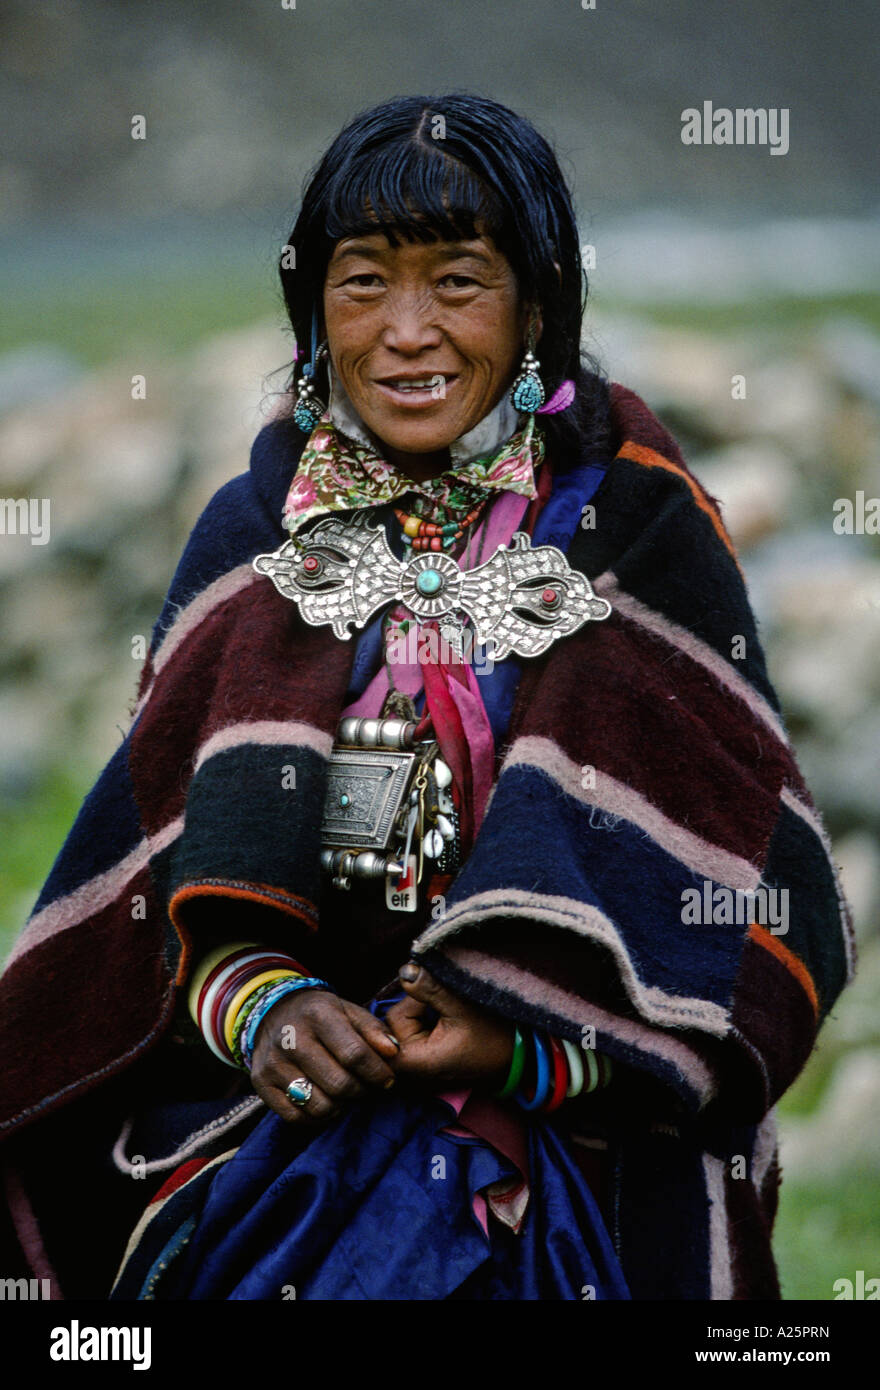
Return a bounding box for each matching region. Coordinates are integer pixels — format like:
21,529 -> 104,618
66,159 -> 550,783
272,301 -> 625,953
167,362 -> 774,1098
253,513 -> 611,661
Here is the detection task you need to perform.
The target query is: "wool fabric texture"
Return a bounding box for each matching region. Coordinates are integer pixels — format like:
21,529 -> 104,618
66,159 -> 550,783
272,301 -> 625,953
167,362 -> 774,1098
0,383 -> 854,1300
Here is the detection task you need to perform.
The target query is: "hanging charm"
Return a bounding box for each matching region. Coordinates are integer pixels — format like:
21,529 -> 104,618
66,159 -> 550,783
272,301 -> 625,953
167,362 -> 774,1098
254,512 -> 612,662
319,717 -> 455,907
294,309 -> 329,434
509,322 -> 546,415
293,344 -> 328,433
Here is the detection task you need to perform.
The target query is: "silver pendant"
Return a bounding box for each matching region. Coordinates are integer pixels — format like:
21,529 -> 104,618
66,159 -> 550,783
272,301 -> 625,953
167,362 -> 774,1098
254,513 -> 610,662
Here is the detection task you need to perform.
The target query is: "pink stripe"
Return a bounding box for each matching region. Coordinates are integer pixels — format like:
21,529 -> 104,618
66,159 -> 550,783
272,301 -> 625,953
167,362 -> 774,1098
2,1162 -> 63,1297
503,734 -> 761,890
462,489 -> 530,567
446,666 -> 494,834
133,564 -> 259,721
8,816 -> 184,967
194,720 -> 333,772
433,944 -> 718,1105
414,887 -> 730,1034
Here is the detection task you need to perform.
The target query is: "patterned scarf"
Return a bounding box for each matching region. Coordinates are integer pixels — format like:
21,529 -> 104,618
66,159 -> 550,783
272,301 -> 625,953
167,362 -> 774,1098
281,410 -> 546,536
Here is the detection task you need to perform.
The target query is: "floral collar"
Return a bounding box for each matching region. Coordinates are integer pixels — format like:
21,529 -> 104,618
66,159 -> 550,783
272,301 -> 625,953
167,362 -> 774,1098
282,410 -> 545,537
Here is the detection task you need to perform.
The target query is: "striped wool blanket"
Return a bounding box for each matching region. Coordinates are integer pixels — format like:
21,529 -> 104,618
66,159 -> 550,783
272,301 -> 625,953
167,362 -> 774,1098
0,383 -> 854,1299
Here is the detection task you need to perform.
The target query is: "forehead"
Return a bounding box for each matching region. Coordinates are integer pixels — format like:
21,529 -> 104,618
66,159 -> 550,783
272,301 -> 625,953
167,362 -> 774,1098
327,229 -> 502,265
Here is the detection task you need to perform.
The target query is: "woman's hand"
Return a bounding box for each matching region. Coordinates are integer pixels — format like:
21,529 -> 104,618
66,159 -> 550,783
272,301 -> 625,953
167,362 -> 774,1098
249,989 -> 400,1124
385,962 -> 514,1091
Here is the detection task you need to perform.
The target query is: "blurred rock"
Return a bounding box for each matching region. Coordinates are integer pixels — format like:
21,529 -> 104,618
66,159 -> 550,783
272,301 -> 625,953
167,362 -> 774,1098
835,831 -> 880,943
780,1046 -> 880,1177
0,344 -> 83,418
693,442 -> 797,548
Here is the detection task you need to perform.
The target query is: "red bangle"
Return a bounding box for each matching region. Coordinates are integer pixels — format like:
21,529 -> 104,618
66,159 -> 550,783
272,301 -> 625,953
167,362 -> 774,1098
542,1035 -> 569,1112
197,948 -> 285,1020
197,948 -> 311,1022
209,958 -> 297,1055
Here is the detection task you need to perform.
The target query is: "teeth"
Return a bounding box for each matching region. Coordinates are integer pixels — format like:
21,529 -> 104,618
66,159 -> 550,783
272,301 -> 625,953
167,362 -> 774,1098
389,378 -> 441,390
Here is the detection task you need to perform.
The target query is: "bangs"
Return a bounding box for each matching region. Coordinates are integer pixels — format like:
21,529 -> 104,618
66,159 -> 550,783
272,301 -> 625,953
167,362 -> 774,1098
321,138 -> 508,249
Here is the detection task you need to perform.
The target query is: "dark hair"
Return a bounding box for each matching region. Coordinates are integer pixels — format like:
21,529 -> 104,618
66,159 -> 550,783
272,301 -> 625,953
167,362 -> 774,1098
278,91 -> 611,464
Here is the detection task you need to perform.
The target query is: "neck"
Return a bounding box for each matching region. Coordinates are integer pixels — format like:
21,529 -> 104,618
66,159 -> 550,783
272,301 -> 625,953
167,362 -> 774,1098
381,443 -> 452,484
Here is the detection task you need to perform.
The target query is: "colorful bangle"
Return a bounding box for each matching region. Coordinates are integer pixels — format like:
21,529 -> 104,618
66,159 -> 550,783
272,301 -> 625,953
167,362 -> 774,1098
493,1026 -> 525,1099
241,977 -> 333,1071
223,969 -> 301,1056
208,958 -> 300,1056
583,1046 -> 600,1093
515,1030 -> 553,1111
542,1036 -> 570,1113
198,954 -> 278,1064
229,978 -> 288,1067
196,949 -> 300,1024
198,951 -> 294,1045
562,1039 -> 584,1097
191,945 -> 264,1034
188,942 -> 262,1026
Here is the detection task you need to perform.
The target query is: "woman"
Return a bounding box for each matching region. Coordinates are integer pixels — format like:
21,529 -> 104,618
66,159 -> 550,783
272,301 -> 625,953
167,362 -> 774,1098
0,92 -> 854,1301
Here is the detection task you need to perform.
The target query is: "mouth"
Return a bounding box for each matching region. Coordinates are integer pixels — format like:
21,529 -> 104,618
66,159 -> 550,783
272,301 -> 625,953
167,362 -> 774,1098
374,373 -> 459,406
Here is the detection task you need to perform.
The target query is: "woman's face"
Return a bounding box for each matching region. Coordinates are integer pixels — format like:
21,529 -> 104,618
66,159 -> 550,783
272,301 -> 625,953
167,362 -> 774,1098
322,225 -> 533,478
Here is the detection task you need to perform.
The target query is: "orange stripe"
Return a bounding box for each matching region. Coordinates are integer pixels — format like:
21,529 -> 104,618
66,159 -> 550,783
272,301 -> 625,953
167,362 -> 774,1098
169,882 -> 318,986
618,441 -> 742,572
748,921 -> 819,1018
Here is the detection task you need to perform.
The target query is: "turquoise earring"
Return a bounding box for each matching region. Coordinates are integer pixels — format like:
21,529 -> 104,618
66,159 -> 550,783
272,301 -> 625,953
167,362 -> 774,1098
509,322 -> 546,414
294,310 -> 329,433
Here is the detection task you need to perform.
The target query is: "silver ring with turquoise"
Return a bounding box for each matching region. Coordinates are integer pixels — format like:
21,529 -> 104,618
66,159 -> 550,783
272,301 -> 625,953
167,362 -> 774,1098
286,1077 -> 313,1107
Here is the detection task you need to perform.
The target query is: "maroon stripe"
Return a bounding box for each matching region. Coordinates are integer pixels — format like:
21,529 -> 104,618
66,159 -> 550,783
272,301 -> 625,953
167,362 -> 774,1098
130,582 -> 355,834
508,612 -> 793,866
730,936 -> 817,1111
0,868 -> 170,1132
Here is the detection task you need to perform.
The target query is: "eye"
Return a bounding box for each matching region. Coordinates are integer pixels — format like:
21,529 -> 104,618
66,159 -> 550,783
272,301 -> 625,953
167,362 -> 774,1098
345,273 -> 383,287
438,274 -> 477,288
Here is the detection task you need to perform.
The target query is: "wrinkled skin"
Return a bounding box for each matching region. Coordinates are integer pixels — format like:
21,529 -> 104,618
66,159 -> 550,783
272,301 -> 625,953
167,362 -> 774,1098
250,964 -> 515,1125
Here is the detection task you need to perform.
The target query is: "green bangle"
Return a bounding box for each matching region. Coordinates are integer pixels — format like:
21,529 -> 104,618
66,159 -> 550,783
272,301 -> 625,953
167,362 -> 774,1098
494,1026 -> 526,1099
583,1046 -> 599,1093
230,979 -> 283,1068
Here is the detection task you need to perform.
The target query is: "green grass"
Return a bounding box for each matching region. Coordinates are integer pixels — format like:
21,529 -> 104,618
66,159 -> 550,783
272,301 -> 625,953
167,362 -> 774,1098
0,266 -> 284,369
775,1169 -> 880,1300
595,291 -> 880,335
0,766 -> 91,963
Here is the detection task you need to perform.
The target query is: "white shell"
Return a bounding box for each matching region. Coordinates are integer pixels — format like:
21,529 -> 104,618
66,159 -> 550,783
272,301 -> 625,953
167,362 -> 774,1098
436,814 -> 454,841
433,758 -> 452,789
424,829 -> 444,859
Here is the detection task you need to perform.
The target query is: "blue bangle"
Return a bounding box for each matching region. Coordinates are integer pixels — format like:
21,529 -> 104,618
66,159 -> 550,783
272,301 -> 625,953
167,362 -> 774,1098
241,976 -> 332,1070
514,1030 -> 553,1111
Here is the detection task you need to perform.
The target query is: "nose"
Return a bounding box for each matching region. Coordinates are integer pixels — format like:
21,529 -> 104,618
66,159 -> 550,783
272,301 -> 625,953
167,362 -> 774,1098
379,290 -> 443,354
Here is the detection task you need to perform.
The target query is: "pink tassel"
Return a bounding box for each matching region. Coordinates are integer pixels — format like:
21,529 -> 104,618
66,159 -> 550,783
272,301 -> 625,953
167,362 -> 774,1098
537,378 -> 575,414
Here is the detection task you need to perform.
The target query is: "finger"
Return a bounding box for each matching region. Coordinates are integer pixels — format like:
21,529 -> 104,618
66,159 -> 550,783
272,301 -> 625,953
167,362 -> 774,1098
383,996 -> 432,1043
342,1000 -> 402,1058
391,1022 -> 465,1079
275,1036 -> 368,1103
314,1005 -> 398,1089
397,962 -> 463,1013
268,1074 -> 341,1125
